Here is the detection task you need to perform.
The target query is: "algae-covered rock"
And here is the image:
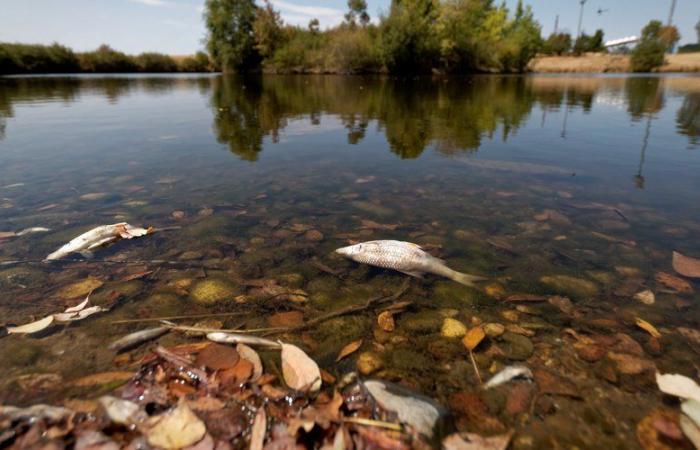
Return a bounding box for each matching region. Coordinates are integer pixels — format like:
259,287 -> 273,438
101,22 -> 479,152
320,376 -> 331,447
357,352 -> 384,375
540,275 -> 598,298
501,332 -> 534,361
190,278 -> 237,305
57,277 -> 103,299
484,323 -> 505,338
401,311 -> 442,333
441,318 -> 467,338
432,281 -> 477,307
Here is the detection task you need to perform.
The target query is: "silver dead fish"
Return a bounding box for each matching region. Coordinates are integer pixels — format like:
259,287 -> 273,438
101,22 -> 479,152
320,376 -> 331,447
45,223 -> 150,261
483,365 -> 533,389
335,240 -> 486,286
109,327 -> 169,352
207,332 -> 282,349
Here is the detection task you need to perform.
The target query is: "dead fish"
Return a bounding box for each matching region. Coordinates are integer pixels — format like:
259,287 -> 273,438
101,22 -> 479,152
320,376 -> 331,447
45,222 -> 150,261
109,327 -> 169,352
207,332 -> 281,349
483,365 -> 533,389
335,240 -> 486,286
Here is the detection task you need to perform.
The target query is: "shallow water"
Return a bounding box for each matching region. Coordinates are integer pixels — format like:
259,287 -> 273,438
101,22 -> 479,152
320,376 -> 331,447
1,74 -> 699,448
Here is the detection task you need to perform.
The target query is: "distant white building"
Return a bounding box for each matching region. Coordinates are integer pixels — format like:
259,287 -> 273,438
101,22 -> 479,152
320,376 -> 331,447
604,36 -> 639,49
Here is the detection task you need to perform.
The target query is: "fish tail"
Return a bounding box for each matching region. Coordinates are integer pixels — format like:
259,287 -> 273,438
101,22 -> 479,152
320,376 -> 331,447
444,268 -> 488,287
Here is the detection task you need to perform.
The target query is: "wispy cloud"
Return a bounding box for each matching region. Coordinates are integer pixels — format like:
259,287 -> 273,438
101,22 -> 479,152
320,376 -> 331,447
269,0 -> 344,28
129,0 -> 170,6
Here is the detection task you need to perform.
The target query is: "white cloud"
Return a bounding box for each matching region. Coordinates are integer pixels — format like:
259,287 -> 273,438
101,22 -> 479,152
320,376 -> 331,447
129,0 -> 170,6
269,0 -> 344,28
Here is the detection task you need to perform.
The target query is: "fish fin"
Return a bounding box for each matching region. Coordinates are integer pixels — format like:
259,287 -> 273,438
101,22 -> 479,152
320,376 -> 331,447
399,270 -> 424,279
447,270 -> 487,287
79,250 -> 94,259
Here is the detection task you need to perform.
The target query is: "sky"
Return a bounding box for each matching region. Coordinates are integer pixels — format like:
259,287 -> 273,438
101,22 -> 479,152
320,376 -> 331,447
0,0 -> 698,55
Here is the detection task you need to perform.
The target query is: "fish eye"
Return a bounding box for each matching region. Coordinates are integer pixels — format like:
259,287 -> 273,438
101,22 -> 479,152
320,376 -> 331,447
356,244 -> 363,251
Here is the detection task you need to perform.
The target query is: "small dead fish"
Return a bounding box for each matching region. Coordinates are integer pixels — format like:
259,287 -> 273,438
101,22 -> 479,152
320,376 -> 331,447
45,223 -> 150,261
483,365 -> 533,389
335,240 -> 486,286
109,327 -> 169,352
207,332 -> 281,349
54,305 -> 107,322
15,227 -> 51,236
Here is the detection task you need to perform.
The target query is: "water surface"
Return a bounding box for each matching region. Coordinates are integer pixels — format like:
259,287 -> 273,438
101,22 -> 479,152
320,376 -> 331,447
1,74 -> 699,448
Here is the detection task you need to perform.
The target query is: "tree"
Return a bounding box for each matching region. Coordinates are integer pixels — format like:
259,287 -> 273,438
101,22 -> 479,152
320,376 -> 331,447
345,0 -> 370,28
253,0 -> 284,60
380,0 -> 440,74
658,25 -> 680,51
696,17 -> 700,43
630,20 -> 666,72
499,1 -> 542,72
204,0 -> 258,72
543,32 -> 572,55
308,18 -> 320,34
573,29 -> 605,54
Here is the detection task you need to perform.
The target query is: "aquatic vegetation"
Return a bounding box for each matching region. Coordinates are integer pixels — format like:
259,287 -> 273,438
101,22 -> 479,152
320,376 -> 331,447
190,278 -> 238,305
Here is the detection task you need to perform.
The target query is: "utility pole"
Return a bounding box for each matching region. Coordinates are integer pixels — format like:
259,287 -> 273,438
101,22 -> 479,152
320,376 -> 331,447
554,14 -> 559,34
667,0 -> 677,26
576,0 -> 588,39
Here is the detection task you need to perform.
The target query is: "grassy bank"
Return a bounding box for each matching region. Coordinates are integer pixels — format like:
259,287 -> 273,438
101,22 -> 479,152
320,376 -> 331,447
530,52 -> 700,73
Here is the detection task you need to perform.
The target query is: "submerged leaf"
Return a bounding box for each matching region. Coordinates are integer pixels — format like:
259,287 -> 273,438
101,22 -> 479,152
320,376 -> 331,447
673,251 -> 700,279
655,272 -> 694,294
7,315 -> 54,334
377,311 -> 395,331
636,318 -> 662,338
146,401 -> 206,449
336,339 -> 363,362
236,344 -> 263,381
281,343 -> 321,392
656,373 -> 700,403
463,327 -> 486,351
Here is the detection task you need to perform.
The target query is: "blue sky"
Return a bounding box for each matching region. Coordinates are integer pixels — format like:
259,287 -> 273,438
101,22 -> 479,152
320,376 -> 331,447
0,0 -> 698,55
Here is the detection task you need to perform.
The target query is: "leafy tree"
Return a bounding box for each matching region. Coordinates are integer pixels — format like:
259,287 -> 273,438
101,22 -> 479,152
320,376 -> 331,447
254,0 -> 284,60
543,32 -> 572,55
78,45 -> 136,72
658,25 -> 680,51
573,29 -> 605,54
308,18 -> 320,34
380,0 -> 440,73
345,0 -> 370,28
630,21 -> 667,72
499,1 -> 542,72
204,0 -> 258,72
179,52 -> 212,72
135,53 -> 178,72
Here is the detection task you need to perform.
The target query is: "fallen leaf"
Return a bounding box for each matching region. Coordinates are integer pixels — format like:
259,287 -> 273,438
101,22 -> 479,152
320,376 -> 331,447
655,272 -> 694,294
442,431 -> 513,450
280,343 -> 321,392
462,327 -> 486,351
636,318 -> 662,338
195,343 -> 240,371
637,409 -> 684,450
121,270 -> 153,281
681,400 -> 700,429
336,339 -> 363,362
236,344 -> 263,381
250,407 -> 266,450
634,290 -> 655,305
377,311 -> 395,332
146,401 -> 206,449
680,415 -> 700,449
7,315 -> 54,334
673,251 -> 700,279
72,371 -> 133,387
656,373 -> 700,403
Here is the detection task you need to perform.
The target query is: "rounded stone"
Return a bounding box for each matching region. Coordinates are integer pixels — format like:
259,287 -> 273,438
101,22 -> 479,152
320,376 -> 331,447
441,318 -> 468,338
357,351 -> 383,375
484,323 -> 505,338
190,278 -> 237,305
501,332 -> 534,361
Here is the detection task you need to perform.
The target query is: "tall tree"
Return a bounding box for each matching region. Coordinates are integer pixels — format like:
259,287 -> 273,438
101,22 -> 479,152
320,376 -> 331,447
380,0 -> 440,73
205,0 -> 258,72
253,0 -> 284,59
346,0 -> 370,27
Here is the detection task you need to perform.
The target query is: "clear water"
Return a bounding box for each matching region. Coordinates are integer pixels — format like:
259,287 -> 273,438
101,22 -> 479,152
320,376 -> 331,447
1,74 -> 699,448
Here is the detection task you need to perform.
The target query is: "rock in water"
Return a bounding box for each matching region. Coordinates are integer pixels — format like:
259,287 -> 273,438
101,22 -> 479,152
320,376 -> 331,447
364,379 -> 447,438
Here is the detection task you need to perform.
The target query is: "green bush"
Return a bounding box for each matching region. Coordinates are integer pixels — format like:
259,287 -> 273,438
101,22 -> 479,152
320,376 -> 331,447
678,43 -> 700,53
543,32 -> 572,55
380,0 -> 439,73
179,52 -> 212,72
325,27 -> 382,73
78,45 -> 137,72
134,52 -> 178,72
0,42 -> 80,74
630,21 -> 666,73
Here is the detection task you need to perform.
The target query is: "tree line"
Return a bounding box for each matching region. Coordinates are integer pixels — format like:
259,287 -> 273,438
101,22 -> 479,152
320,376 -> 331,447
0,43 -> 213,75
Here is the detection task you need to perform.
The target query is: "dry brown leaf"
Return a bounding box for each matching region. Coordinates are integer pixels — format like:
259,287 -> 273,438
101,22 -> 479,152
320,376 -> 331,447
336,339 -> 363,362
195,343 -> 240,370
121,270 -> 153,281
377,311 -> 395,331
7,315 -> 54,334
673,251 -> 700,279
146,401 -> 206,449
280,343 -> 321,392
250,407 -> 266,450
236,344 -> 263,381
636,318 -> 662,338
463,327 -> 486,351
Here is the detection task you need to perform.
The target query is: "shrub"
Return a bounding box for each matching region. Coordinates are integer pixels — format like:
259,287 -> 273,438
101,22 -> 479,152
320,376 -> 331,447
78,45 -> 137,72
0,42 -> 79,74
134,52 -> 178,72
630,21 -> 667,72
179,52 -> 213,72
325,27 -> 381,73
380,0 -> 439,74
543,32 -> 572,55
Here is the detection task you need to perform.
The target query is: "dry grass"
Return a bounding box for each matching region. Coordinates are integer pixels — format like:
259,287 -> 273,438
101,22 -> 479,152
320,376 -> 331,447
529,52 -> 700,73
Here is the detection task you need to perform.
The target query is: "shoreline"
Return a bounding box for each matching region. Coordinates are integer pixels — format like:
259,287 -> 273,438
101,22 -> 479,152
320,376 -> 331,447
529,52 -> 700,73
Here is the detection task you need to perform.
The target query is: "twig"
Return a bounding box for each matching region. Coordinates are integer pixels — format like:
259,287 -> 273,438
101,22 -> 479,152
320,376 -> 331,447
0,258 -> 226,269
468,350 -> 482,384
111,312 -> 247,324
164,323 -> 286,334
264,279 -> 410,336
343,417 -> 403,431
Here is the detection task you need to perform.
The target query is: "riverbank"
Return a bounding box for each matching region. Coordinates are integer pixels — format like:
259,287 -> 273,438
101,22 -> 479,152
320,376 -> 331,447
530,52 -> 700,73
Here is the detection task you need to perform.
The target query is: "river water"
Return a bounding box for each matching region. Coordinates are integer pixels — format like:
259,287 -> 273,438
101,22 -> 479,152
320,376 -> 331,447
0,74 -> 699,448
